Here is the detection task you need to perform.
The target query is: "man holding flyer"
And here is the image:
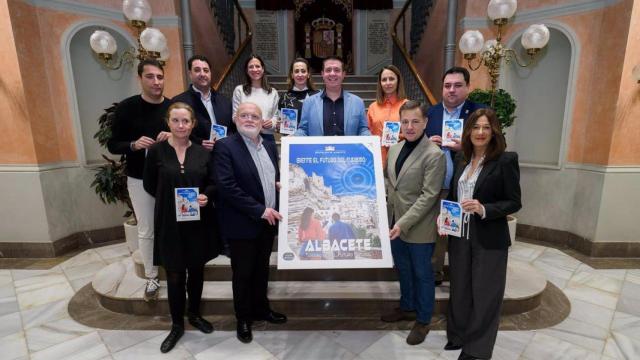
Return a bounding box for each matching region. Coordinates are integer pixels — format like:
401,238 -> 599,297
173,55 -> 235,150
426,66 -> 486,285
383,100 -> 445,345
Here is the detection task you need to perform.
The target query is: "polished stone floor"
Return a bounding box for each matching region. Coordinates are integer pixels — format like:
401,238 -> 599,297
1,240 -> 639,359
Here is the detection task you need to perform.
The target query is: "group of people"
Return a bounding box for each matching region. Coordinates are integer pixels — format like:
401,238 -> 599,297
107,52 -> 521,360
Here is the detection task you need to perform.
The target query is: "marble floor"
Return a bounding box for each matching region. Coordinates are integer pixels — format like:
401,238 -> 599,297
1,240 -> 639,359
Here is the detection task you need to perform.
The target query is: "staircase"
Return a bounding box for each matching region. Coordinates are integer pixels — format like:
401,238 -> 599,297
88,0 -> 554,327
91,249 -> 548,321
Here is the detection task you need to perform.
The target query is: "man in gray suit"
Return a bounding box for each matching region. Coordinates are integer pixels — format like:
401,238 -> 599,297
381,100 -> 445,345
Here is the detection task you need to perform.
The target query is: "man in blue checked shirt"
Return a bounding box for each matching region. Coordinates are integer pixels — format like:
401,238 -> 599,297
425,66 -> 486,285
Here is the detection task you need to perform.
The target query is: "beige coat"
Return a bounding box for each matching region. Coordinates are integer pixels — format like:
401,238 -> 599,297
385,136 -> 445,244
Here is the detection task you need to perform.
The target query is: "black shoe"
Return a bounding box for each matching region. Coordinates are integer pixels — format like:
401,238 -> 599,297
458,351 -> 484,360
444,341 -> 463,351
188,315 -> 213,333
257,310 -> 287,324
160,325 -> 184,353
236,320 -> 252,343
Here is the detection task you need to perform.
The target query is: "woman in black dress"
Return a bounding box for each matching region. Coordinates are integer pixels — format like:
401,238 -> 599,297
143,102 -> 217,353
277,58 -> 319,128
443,108 -> 521,360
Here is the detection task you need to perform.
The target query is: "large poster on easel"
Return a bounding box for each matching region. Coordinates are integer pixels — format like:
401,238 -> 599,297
277,136 -> 392,269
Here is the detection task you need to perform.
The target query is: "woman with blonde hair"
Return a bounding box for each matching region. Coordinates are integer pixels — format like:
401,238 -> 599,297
144,102 -> 218,353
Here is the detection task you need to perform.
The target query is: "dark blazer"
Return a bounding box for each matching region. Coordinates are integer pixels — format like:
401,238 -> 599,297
172,86 -> 235,144
212,133 -> 280,240
425,100 -> 486,138
448,151 -> 521,249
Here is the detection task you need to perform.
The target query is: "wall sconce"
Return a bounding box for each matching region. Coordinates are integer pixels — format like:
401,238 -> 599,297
458,0 -> 550,106
89,0 -> 169,70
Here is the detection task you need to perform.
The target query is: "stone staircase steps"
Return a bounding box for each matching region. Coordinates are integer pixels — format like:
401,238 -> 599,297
93,252 -> 548,318
132,250 -> 399,281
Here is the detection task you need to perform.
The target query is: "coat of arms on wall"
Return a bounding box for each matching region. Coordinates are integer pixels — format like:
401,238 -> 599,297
304,17 -> 344,59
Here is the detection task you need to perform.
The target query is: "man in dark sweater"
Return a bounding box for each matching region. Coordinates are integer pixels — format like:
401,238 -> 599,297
107,59 -> 171,302
172,54 -> 234,150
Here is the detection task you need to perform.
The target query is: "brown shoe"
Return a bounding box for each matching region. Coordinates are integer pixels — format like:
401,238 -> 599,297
406,321 -> 430,345
381,307 -> 416,322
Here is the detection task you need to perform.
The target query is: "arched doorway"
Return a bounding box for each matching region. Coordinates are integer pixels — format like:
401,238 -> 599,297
501,27 -> 573,167
66,23 -> 138,165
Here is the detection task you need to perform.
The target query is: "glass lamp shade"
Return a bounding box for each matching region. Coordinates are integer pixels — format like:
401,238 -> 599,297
159,45 -> 170,62
483,39 -> 498,54
459,30 -> 485,54
139,28 -> 167,53
123,0 -> 152,23
89,30 -> 117,55
521,24 -> 550,49
487,0 -> 517,21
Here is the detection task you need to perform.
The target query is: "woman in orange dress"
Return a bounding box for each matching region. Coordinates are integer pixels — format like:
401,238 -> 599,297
367,65 -> 408,166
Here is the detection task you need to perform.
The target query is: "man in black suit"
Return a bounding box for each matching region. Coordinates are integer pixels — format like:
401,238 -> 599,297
212,102 -> 287,344
172,54 -> 235,151
426,66 -> 486,285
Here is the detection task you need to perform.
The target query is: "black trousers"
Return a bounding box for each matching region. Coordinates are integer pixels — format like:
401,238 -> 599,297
228,224 -> 275,321
446,234 -> 508,359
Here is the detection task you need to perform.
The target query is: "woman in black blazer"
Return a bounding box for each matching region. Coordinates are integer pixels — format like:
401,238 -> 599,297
443,108 -> 521,360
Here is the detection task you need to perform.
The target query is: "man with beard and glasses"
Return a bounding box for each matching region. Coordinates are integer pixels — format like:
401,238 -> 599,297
212,102 -> 287,344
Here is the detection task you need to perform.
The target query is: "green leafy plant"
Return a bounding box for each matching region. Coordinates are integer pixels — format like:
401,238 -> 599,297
467,88 -> 517,132
90,103 -> 135,220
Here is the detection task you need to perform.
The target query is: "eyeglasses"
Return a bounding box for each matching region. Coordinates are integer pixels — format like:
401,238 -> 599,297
237,113 -> 261,121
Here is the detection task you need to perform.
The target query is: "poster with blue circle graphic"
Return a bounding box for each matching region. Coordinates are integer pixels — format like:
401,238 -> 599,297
277,136 -> 392,269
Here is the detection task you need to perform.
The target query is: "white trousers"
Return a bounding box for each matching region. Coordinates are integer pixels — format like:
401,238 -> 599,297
127,177 -> 158,278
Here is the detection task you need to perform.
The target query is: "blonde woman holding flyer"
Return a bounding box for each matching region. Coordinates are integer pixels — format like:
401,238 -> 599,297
143,102 -> 219,353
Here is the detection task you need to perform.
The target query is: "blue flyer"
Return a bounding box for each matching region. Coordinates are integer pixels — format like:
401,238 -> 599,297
210,124 -> 227,141
440,200 -> 462,237
279,108 -> 298,135
175,187 -> 200,222
443,118 -> 463,146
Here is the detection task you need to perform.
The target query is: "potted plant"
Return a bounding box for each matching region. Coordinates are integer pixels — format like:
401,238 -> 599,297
91,103 -> 138,252
468,88 -> 519,245
467,88 -> 516,134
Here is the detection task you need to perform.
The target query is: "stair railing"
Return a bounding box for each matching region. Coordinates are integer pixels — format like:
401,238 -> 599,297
212,0 -> 253,100
392,0 -> 437,105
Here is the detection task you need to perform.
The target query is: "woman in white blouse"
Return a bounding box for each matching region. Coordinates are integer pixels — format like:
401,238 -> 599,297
232,55 -> 279,143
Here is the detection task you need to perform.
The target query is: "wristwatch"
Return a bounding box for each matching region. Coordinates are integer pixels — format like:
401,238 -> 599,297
130,141 -> 136,151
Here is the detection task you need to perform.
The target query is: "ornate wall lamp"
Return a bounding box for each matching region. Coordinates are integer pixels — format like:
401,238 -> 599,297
89,0 -> 169,70
458,0 -> 550,106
